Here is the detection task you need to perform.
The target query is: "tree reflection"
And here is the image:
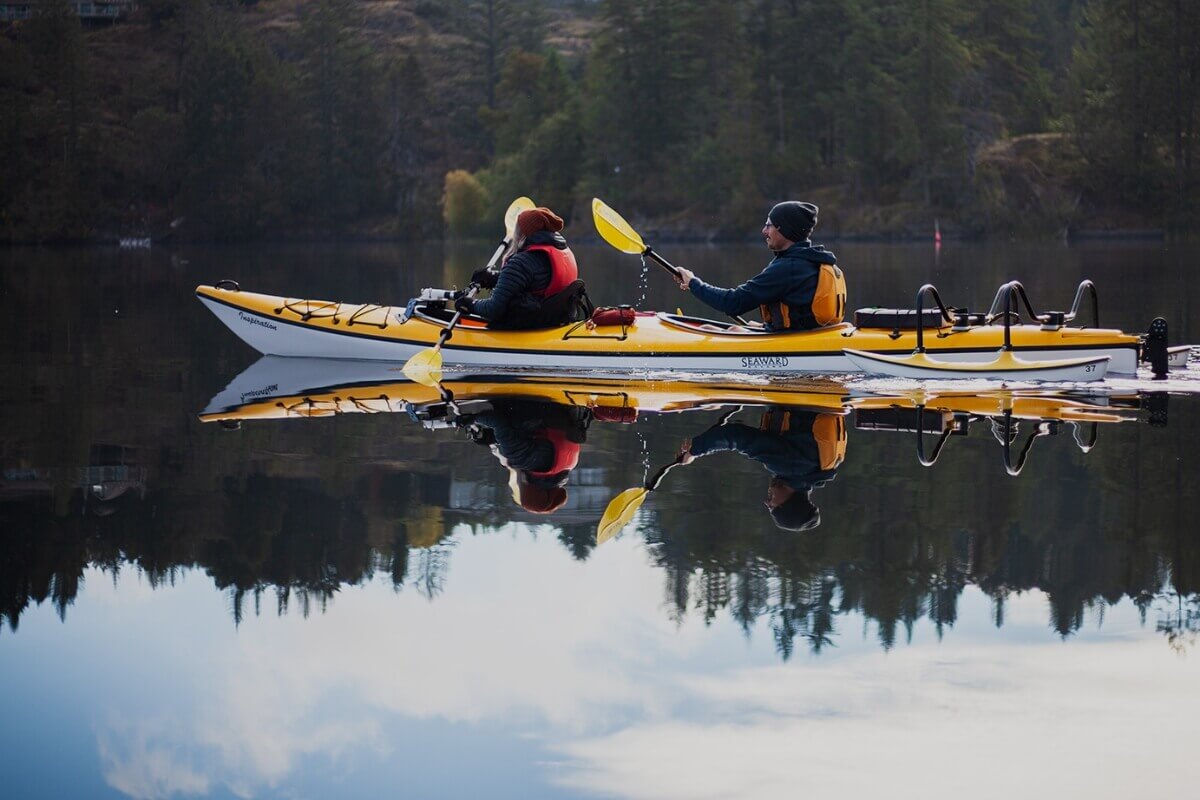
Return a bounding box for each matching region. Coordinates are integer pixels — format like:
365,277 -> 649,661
4,356 -> 1200,659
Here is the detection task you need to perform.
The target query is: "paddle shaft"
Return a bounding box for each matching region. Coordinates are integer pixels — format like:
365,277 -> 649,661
645,457 -> 683,491
646,407 -> 740,489
434,227 -> 519,352
646,247 -> 750,327
484,234 -> 511,273
431,284 -> 481,352
643,246 -> 682,280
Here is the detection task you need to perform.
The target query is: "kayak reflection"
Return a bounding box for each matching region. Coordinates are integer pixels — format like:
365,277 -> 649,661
201,356 -> 1160,537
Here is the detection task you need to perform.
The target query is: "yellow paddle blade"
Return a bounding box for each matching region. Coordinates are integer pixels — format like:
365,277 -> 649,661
506,196 -> 536,237
401,347 -> 444,387
592,198 -> 646,255
596,486 -> 649,544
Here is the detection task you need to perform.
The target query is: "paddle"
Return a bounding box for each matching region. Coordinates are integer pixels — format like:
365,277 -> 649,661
592,197 -> 687,280
595,406 -> 741,544
403,196 -> 535,386
592,198 -> 749,326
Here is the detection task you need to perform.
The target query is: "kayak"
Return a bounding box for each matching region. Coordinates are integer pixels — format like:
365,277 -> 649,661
196,283 -> 1143,377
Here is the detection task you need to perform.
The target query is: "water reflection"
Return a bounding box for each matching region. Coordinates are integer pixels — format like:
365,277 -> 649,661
3,348 -> 1196,658
22,358 -> 1197,648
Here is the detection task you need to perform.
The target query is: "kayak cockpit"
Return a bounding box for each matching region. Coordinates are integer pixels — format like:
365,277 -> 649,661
656,312 -> 853,337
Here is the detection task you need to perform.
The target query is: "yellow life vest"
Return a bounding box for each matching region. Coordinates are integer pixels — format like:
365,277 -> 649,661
812,264 -> 846,326
811,412 -> 847,470
757,263 -> 846,329
759,410 -> 847,471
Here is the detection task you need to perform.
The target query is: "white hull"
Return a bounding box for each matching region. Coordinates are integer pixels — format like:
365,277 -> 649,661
844,349 -> 1111,382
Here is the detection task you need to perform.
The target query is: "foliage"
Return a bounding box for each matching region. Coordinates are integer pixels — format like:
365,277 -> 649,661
443,169 -> 490,235
2,0 -> 1199,241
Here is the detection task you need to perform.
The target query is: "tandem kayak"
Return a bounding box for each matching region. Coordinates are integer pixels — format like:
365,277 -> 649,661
195,281 -> 1144,377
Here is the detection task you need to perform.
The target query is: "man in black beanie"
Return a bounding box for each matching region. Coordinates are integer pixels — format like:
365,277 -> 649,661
674,201 -> 839,331
677,407 -> 842,531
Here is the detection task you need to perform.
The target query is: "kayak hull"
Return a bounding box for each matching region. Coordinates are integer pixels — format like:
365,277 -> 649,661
844,348 -> 1111,382
196,284 -> 1142,376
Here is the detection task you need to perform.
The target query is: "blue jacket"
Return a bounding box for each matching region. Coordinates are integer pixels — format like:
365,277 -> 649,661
688,242 -> 837,331
687,413 -> 838,492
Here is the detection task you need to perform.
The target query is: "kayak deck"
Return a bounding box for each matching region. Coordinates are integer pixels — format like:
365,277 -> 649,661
196,284 -> 1143,375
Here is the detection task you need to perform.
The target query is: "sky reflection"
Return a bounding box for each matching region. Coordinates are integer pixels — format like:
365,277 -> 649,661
2,526 -> 1196,800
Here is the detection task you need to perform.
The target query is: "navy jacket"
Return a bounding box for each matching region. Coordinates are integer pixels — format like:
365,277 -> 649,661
471,231 -> 567,323
472,400 -> 588,475
687,414 -> 837,492
688,242 -> 837,331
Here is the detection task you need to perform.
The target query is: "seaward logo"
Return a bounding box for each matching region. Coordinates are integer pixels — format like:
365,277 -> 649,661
741,356 -> 789,369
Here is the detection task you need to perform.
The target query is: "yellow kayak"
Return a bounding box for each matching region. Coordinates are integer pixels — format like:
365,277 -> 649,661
196,283 -> 1142,376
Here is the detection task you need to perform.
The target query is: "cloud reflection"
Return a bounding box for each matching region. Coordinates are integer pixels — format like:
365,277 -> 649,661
86,528 -> 1196,799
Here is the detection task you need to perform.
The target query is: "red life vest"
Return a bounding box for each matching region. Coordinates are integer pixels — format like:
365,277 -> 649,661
523,244 -> 579,298
527,427 -> 581,477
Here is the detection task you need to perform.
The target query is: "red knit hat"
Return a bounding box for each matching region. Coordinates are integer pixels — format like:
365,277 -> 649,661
516,207 -> 564,239
517,482 -> 568,514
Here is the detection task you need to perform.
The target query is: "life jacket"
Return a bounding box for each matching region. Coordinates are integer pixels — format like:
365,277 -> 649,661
524,244 -> 579,298
812,264 -> 847,326
759,410 -> 846,470
759,263 -> 846,330
527,427 -> 581,478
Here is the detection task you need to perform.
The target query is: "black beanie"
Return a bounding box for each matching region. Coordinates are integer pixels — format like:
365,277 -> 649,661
768,488 -> 820,531
768,201 -> 818,242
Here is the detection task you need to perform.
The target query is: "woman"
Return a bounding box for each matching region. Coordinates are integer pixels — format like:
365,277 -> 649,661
455,207 -> 590,329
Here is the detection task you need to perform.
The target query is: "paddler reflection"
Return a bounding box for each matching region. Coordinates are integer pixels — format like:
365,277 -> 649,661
679,407 -> 846,530
463,398 -> 592,514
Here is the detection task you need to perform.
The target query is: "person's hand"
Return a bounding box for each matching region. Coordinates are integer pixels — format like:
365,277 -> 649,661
675,267 -> 695,289
466,423 -> 495,446
471,267 -> 498,289
677,438 -> 695,465
454,294 -> 474,314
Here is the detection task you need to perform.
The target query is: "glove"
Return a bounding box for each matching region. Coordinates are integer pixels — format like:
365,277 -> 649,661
454,294 -> 474,314
471,268 -> 499,289
466,424 -> 495,446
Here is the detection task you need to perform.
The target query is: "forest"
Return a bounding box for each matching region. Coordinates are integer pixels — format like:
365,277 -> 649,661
2,0 -> 1198,243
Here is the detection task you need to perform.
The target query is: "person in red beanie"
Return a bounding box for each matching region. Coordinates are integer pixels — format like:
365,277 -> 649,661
456,206 -> 592,329
463,398 -> 591,515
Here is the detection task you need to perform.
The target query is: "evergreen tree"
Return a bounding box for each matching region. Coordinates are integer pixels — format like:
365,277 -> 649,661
296,0 -> 386,227
177,0 -> 289,236
384,53 -> 443,237
21,0 -> 96,239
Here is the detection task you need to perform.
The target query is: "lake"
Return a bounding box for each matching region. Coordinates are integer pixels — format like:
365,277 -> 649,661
2,239 -> 1199,799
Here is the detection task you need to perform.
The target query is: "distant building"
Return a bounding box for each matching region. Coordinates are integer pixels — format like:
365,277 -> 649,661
0,1 -> 136,23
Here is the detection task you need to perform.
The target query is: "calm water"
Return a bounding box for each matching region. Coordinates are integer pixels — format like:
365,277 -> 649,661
3,240 -> 1200,799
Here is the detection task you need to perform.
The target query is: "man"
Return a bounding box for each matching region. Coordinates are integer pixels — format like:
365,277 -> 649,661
455,206 -> 590,330
674,201 -> 842,331
678,408 -> 844,531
